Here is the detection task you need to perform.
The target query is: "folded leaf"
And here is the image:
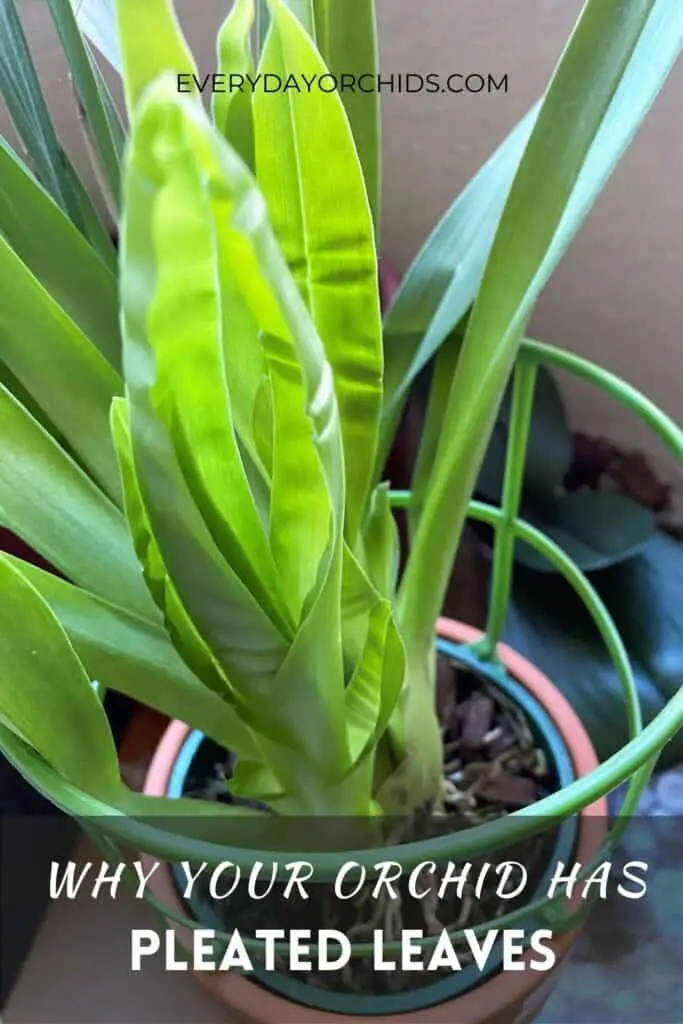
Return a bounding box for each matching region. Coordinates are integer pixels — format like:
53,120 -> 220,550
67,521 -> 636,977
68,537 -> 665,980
314,0 -> 381,231
121,79 -> 294,689
267,340 -> 332,623
256,0 -> 382,542
213,0 -> 256,168
0,383 -> 153,619
115,0 -> 197,111
0,235 -> 122,500
129,116 -> 291,633
2,552 -> 261,762
363,482 -> 399,599
110,398 -> 242,702
345,599 -> 404,762
0,556 -> 121,795
0,138 -> 120,370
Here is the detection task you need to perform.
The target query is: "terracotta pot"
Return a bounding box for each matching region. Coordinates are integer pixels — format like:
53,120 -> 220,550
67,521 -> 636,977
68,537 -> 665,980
143,618 -> 608,1024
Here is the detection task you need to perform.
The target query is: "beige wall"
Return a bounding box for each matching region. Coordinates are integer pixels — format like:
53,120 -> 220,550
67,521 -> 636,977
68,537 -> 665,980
6,0 -> 683,507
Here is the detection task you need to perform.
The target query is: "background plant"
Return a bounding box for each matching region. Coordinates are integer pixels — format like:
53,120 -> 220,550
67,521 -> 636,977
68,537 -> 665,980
0,0 -> 681,847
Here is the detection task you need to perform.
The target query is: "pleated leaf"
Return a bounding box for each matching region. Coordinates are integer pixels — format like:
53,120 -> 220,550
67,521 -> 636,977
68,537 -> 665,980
345,599 -> 404,762
115,0 -> 197,111
110,398 -> 239,701
314,0 -> 381,231
213,0 -> 256,168
131,123 -> 291,633
256,0 -> 382,542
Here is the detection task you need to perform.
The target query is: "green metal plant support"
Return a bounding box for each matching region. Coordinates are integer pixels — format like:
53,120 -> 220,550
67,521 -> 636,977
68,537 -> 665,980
83,338 -> 683,960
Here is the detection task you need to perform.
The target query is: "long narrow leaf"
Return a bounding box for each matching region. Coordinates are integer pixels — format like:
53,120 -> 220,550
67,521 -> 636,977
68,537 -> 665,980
0,235 -> 122,499
0,137 -> 120,370
3,553 -> 261,761
213,0 -> 256,169
256,0 -> 382,542
0,383 -> 154,619
0,0 -> 115,263
0,556 -> 121,796
115,0 -> 197,111
314,0 -> 381,232
400,0 -> 683,663
48,0 -> 122,207
379,105 -> 539,459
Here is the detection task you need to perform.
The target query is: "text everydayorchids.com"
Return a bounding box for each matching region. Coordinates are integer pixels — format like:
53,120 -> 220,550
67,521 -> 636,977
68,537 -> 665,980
177,71 -> 510,96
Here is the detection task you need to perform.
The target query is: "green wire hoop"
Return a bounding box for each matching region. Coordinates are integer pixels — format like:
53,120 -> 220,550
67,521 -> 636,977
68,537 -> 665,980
83,339 -> 682,960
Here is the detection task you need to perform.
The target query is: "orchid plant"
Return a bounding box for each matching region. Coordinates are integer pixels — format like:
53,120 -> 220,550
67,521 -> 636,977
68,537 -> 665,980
0,0 -> 681,842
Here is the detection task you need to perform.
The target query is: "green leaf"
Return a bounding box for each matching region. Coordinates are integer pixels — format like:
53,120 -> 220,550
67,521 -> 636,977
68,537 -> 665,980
115,0 -> 197,111
213,0 -> 256,169
476,364 -> 572,506
267,340 -> 332,623
594,532 -> 683,701
504,564 -> 683,772
0,234 -> 122,500
516,491 -> 655,573
314,0 -> 381,231
0,555 -> 120,795
0,724 -> 268,851
400,0 -> 683,663
0,0 -> 115,264
1,552 -> 261,762
256,0 -> 382,542
408,331 -> 462,544
380,105 -> 539,442
345,599 -> 404,762
126,111 -> 291,633
0,383 -> 153,619
363,482 -> 399,599
110,398 -> 240,701
70,0 -> 121,71
0,137 -> 120,370
48,0 -> 122,208
281,0 -> 315,35
121,78 -> 291,690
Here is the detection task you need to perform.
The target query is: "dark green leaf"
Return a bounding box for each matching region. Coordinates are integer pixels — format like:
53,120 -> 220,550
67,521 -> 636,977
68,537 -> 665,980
594,532 -> 683,700
516,491 -> 655,573
504,569 -> 683,771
